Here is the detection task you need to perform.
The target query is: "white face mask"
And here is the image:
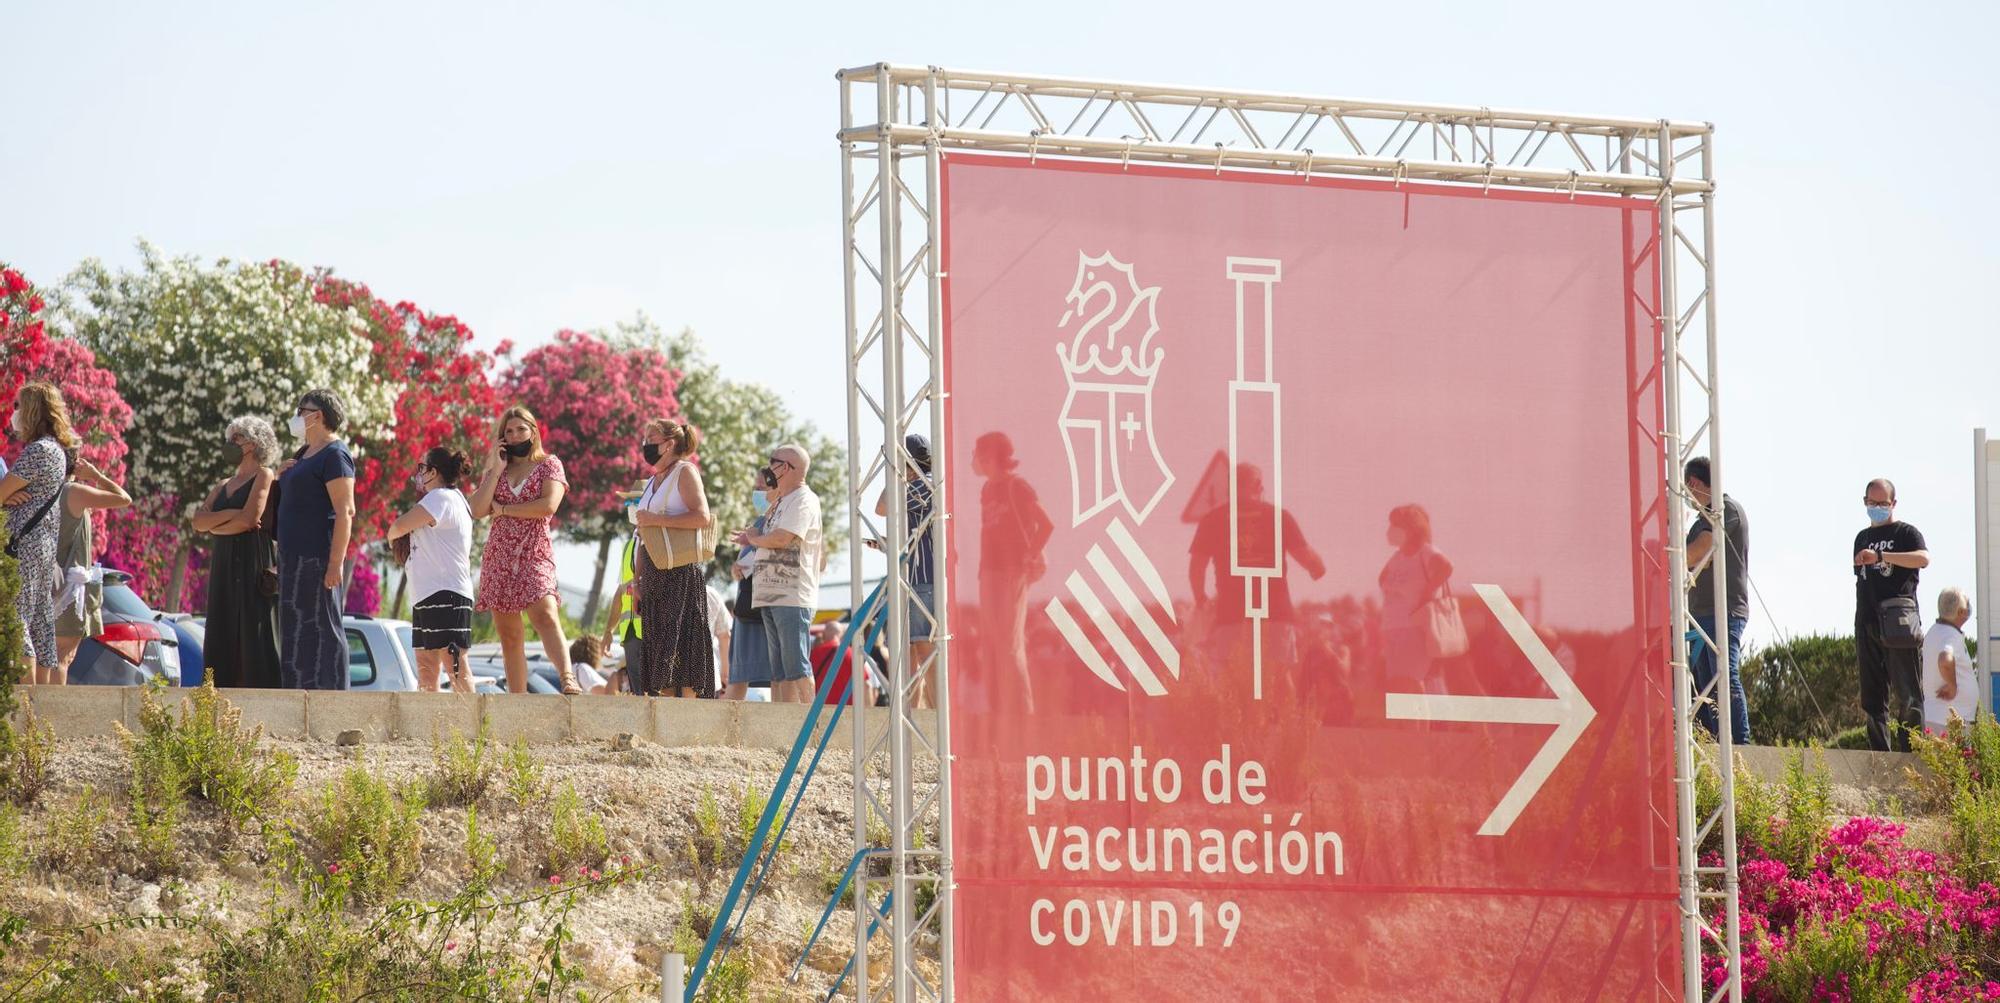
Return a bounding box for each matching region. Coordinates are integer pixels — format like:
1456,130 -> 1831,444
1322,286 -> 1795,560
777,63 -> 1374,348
288,414 -> 307,438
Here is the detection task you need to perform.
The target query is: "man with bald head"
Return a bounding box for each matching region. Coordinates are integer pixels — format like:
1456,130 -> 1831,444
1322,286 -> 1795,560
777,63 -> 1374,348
1854,477 -> 1930,751
734,444 -> 824,703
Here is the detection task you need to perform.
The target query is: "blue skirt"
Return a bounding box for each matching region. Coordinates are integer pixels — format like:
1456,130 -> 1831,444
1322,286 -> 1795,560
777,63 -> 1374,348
730,612 -> 775,685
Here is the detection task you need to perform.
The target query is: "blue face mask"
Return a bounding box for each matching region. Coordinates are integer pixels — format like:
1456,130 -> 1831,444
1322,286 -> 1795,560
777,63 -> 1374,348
751,491 -> 770,516
1867,505 -> 1893,526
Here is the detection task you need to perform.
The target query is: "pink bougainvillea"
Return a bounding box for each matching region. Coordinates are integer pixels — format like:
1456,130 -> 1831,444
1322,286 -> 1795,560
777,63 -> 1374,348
0,262 -> 135,560
1716,816 -> 2000,1000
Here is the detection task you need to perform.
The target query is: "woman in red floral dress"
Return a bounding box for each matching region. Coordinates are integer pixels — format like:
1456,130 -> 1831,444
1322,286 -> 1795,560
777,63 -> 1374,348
470,406 -> 582,694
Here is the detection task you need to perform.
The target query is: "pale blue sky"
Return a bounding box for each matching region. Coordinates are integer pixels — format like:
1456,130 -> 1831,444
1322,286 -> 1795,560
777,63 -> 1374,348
5,1 -> 1997,648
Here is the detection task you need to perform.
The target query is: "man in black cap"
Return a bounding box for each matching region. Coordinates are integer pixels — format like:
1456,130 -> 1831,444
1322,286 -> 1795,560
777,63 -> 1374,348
873,434 -> 939,707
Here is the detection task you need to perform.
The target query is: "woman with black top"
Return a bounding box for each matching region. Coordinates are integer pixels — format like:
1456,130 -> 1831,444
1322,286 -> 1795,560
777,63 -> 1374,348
192,415 -> 282,688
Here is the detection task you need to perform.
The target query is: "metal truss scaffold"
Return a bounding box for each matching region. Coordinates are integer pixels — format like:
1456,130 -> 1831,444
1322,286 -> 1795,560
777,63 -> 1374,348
835,62 -> 1732,1002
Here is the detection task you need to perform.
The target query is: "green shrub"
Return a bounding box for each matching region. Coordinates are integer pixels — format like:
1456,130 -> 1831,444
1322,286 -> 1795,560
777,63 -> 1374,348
1,707 -> 53,808
675,906 -> 752,1003
124,720 -> 189,879
428,721 -> 496,808
1827,725 -> 1872,750
690,786 -> 724,868
41,784 -> 110,875
464,804 -> 500,885
501,739 -> 545,810
546,782 -> 608,878
1741,633 -> 1863,746
0,803 -> 22,879
306,760 -> 426,902
117,680 -> 295,827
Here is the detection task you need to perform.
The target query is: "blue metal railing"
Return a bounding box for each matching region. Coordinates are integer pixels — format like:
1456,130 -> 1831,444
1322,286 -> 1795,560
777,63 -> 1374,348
684,579 -> 889,1000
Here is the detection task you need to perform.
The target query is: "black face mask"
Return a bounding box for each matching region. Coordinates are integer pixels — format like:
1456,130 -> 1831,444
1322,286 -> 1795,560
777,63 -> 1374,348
642,443 -> 663,466
759,466 -> 779,490
222,443 -> 245,466
502,440 -> 534,459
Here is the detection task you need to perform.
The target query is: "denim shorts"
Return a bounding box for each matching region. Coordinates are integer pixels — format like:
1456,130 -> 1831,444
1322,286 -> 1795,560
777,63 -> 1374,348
908,581 -> 936,642
761,604 -> 814,682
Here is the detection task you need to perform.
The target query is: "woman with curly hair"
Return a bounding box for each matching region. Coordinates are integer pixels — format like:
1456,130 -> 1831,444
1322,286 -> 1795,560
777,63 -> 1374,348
0,381 -> 79,683
192,415 -> 282,688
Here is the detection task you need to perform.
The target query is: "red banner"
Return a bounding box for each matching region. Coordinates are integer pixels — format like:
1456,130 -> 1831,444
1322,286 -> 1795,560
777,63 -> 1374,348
942,153 -> 1673,1000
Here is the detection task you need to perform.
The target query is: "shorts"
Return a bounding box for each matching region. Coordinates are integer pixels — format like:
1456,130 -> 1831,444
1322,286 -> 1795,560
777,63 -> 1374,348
412,590 -> 473,653
907,581 -> 936,642
761,605 -> 814,683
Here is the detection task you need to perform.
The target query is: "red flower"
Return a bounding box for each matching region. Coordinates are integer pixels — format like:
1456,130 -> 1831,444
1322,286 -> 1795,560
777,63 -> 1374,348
26,294 -> 43,314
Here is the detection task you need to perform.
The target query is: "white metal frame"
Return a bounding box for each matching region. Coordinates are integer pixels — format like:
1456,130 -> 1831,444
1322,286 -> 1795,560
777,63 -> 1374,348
836,62 -> 1733,1002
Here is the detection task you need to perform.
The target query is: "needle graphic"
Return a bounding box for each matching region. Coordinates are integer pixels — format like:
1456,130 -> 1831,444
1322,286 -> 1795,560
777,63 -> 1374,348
1226,257 -> 1283,700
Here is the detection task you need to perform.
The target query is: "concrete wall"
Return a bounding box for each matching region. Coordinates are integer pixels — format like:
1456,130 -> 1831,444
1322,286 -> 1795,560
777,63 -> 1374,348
10,684 -> 924,752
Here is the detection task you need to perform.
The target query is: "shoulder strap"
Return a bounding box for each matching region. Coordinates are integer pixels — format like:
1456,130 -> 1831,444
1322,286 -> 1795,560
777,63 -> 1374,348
10,455 -> 70,547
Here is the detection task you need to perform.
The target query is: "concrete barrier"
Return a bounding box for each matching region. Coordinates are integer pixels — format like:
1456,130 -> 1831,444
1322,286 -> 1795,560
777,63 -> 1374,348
11,684 -> 934,753
1732,744 -> 1923,794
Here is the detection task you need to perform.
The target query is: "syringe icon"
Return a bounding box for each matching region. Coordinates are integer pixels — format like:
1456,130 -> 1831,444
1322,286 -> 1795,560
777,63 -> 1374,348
1225,257 -> 1283,700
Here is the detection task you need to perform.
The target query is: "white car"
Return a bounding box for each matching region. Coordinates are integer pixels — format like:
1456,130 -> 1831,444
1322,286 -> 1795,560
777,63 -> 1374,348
342,615 -> 421,691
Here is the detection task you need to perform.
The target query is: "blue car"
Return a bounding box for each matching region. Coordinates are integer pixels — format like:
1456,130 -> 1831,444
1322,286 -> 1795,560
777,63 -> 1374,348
65,570 -> 181,686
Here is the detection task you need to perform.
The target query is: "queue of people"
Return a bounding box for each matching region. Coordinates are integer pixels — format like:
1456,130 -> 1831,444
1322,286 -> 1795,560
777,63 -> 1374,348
4,377 -> 831,701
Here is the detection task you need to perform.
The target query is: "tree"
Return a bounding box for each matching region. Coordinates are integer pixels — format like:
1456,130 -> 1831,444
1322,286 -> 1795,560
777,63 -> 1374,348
62,242 -> 399,611
1740,633 -> 1865,746
0,263 -> 134,560
495,329 -> 683,628
602,316 -> 849,582
311,273 -> 501,614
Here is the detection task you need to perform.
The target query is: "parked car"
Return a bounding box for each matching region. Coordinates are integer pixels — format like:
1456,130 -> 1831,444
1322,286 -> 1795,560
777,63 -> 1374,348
157,613 -> 205,686
343,615 -> 420,691
461,643 -> 604,694
66,570 -> 181,686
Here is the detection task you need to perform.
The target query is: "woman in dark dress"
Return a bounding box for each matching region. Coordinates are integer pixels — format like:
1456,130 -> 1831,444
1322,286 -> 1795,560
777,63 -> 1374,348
628,420 -> 714,697
192,415 -> 281,687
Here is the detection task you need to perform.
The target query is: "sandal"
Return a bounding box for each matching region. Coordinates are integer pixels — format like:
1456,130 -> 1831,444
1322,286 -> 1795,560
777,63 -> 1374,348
559,671 -> 584,696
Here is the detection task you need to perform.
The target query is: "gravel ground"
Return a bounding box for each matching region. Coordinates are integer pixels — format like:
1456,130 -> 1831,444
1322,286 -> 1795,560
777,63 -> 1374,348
5,730 -> 943,1000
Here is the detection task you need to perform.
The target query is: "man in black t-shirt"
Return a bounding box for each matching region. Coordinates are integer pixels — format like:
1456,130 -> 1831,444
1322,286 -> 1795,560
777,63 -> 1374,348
1853,478 -> 1930,751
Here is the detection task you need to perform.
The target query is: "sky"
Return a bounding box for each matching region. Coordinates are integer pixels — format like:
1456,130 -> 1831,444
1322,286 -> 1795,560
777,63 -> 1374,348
4,1 -> 1998,651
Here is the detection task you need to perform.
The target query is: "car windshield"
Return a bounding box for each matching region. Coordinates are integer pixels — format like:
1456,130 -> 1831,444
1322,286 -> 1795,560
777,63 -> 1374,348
395,625 -> 414,665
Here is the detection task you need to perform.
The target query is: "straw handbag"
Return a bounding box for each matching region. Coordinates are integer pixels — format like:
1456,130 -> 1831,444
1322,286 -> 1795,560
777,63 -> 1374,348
637,463 -> 717,571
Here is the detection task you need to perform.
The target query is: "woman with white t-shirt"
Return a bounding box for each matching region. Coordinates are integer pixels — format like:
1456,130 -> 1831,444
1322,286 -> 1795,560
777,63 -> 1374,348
388,446 -> 476,693
628,419 -> 715,697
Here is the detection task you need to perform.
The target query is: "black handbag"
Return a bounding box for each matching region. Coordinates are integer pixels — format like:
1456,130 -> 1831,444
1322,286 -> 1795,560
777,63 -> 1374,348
734,573 -> 761,622
1875,595 -> 1924,650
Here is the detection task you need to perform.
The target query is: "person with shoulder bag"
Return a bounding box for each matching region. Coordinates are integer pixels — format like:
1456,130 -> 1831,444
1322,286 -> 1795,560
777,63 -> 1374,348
628,419 -> 717,697
722,474 -> 773,701
0,382 -> 79,684
1853,478 -> 1930,752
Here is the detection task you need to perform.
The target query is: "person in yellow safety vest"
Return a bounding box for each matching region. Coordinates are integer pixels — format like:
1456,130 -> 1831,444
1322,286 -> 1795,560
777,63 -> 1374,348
599,484 -> 648,694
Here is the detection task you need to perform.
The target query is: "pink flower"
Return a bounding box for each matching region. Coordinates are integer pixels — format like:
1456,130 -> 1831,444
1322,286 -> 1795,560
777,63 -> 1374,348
549,874 -> 562,885
445,941 -> 458,952
327,862 -> 341,875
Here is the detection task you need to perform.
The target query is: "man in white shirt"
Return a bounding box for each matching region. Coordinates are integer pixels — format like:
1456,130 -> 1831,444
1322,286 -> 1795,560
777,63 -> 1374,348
1922,586 -> 1978,733
733,444 -> 823,704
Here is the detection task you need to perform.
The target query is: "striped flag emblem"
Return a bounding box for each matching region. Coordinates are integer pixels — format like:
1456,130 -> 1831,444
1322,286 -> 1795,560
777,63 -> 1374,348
1043,518 -> 1180,695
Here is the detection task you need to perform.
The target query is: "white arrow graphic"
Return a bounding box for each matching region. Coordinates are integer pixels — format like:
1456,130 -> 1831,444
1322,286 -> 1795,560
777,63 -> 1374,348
1383,583 -> 1596,837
